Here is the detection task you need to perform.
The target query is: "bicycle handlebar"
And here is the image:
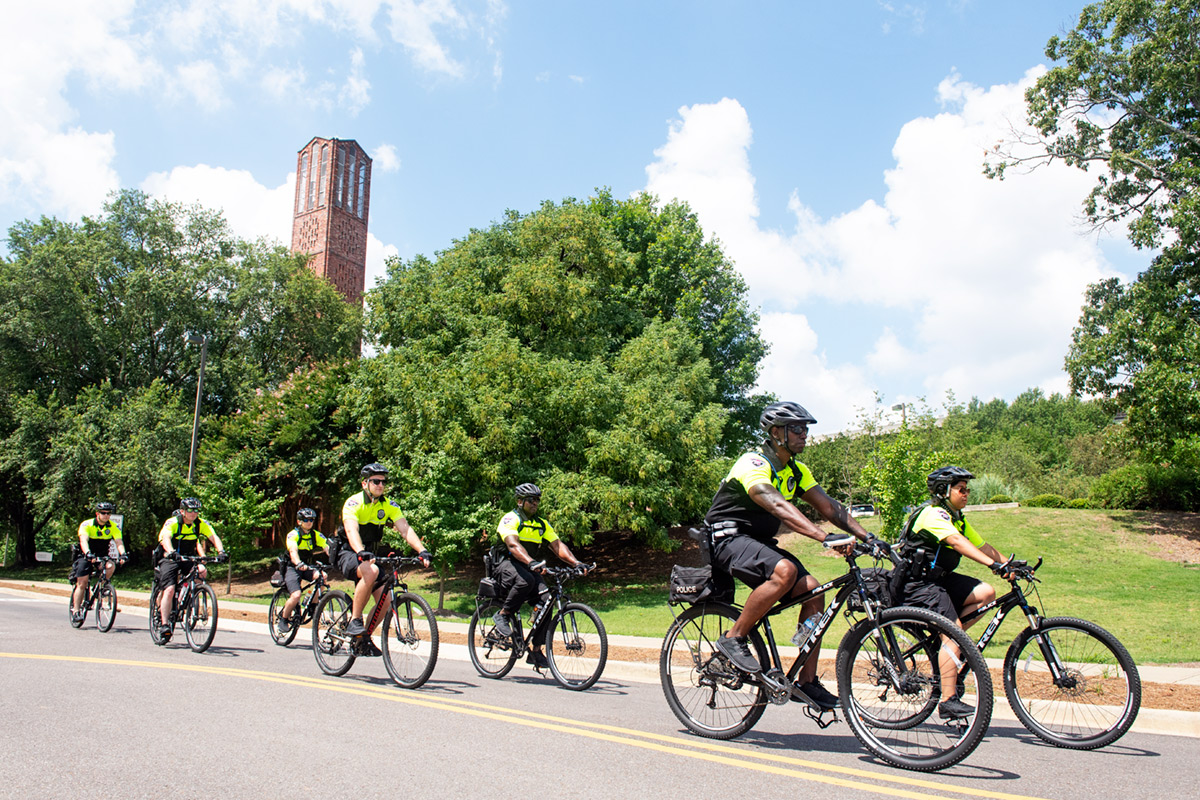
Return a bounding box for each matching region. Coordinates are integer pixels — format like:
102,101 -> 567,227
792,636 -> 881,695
164,553 -> 227,564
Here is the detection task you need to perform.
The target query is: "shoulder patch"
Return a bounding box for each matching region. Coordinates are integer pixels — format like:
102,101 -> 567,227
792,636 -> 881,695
749,457 -> 765,467
345,496 -> 361,508
934,508 -> 952,521
389,499 -> 400,508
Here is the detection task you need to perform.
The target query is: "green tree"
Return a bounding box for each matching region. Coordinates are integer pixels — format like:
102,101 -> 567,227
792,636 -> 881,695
359,193 -> 748,582
197,457 -> 280,594
860,425 -> 953,540
986,0 -> 1200,252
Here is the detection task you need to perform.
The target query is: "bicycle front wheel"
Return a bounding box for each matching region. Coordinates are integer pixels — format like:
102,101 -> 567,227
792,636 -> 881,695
184,584 -> 218,653
545,602 -> 608,691
837,606 -> 993,772
96,584 -> 117,632
660,603 -> 769,740
268,587 -> 298,646
382,592 -> 440,689
467,602 -> 518,679
312,590 -> 356,676
1004,616 -> 1141,749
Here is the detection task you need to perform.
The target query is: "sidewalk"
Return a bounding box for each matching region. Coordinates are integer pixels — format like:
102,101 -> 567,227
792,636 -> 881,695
5,578 -> 1197,738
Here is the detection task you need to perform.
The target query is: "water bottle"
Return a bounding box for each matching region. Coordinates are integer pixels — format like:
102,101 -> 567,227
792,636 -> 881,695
791,614 -> 820,647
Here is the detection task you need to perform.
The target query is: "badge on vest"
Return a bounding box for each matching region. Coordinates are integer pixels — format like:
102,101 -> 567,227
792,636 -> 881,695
377,510 -> 386,520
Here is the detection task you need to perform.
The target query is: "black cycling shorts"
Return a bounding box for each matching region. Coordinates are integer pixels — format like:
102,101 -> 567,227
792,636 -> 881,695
336,548 -> 381,591
900,571 -> 983,623
711,535 -> 809,591
284,563 -> 319,594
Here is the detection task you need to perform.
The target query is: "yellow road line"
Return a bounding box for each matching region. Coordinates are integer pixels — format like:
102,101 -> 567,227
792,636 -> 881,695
1,652 -> 1047,800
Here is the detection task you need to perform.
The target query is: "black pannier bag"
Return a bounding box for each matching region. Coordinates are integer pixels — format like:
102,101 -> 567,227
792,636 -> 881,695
668,564 -> 735,605
477,576 -> 499,599
846,566 -> 895,613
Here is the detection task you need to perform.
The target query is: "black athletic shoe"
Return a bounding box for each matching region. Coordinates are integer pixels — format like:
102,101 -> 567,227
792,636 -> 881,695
353,637 -> 383,657
276,616 -> 291,634
938,697 -> 975,720
526,649 -> 549,670
793,678 -> 839,710
492,611 -> 513,638
715,632 -> 761,674
345,617 -> 366,637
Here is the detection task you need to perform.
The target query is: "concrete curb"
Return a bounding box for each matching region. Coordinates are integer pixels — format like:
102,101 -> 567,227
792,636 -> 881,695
4,579 -> 1196,739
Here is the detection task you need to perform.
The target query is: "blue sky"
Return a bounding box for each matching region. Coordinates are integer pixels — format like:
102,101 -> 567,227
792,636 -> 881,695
1,1 -> 1143,432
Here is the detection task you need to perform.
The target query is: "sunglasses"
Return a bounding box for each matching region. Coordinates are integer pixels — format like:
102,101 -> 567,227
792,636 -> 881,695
368,478 -> 387,486
786,424 -> 809,435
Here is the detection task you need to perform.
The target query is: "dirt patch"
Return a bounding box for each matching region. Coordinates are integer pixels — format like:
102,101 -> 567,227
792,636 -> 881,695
1109,510 -> 1200,564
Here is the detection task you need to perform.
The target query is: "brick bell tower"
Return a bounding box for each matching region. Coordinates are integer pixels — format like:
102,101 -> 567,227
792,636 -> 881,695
290,137 -> 372,305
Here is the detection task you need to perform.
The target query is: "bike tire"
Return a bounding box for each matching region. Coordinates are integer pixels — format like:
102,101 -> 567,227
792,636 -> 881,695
96,584 -> 117,632
184,584 -> 218,653
149,584 -> 168,645
837,605 -> 993,772
312,590 -> 356,676
659,602 -> 769,740
467,602 -> 518,679
268,587 -> 298,646
1004,616 -> 1141,750
545,602 -> 608,691
382,592 -> 440,689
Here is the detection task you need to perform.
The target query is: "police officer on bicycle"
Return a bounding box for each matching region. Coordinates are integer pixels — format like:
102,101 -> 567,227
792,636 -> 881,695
705,401 -> 878,710
491,483 -> 589,670
277,507 -> 329,634
156,498 -> 225,642
896,466 -> 1015,719
70,501 -> 127,623
336,464 -> 432,652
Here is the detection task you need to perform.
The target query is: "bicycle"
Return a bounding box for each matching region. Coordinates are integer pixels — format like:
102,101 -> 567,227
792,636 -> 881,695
467,562 -> 607,691
68,555 -> 121,633
956,556 -> 1141,749
149,553 -> 227,653
268,564 -> 329,646
312,554 -> 439,689
660,539 -> 994,772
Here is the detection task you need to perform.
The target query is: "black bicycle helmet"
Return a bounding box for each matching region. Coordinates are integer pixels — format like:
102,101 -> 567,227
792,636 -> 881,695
927,466 -> 974,498
94,501 -> 115,513
360,462 -> 389,480
760,401 -> 817,432
180,497 -> 202,512
297,507 -> 317,522
515,483 -> 542,500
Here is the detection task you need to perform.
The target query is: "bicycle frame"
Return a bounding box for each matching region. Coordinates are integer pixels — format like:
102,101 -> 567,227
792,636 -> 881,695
361,555 -> 423,636
477,564 -> 588,657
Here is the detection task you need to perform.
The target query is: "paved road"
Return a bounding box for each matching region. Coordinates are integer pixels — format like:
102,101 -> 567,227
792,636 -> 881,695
1,586 -> 1195,800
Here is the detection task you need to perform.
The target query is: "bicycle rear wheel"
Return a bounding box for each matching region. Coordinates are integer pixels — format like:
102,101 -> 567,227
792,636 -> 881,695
545,602 -> 608,690
96,584 -> 117,632
184,584 -> 218,653
660,603 -> 769,740
268,587 -> 298,646
467,602 -> 518,679
382,592 -> 440,689
1004,616 -> 1141,749
837,606 -> 993,771
313,590 -> 356,676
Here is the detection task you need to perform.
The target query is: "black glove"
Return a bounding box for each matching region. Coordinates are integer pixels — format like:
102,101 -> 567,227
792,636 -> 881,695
216,552 -> 229,563
989,560 -> 1009,576
296,562 -> 308,572
865,535 -> 891,558
417,550 -> 433,567
117,554 -> 128,565
575,562 -> 592,575
357,550 -> 374,563
528,559 -> 546,573
163,550 -> 177,561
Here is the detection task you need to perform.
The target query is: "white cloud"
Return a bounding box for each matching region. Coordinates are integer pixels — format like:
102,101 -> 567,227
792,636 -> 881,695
372,144 -> 401,172
141,164 -> 295,245
366,232 -> 399,290
174,60 -> 227,112
341,47 -> 372,113
386,0 -> 467,77
643,76 -> 1125,432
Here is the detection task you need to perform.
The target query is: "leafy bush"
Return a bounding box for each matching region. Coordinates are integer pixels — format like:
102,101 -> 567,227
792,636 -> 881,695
988,494 -> 1014,504
1089,463 -> 1200,511
1024,493 -> 1068,508
1068,498 -> 1091,509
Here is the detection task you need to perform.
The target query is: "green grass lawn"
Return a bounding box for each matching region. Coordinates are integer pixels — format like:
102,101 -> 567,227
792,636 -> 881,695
5,508 -> 1198,664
